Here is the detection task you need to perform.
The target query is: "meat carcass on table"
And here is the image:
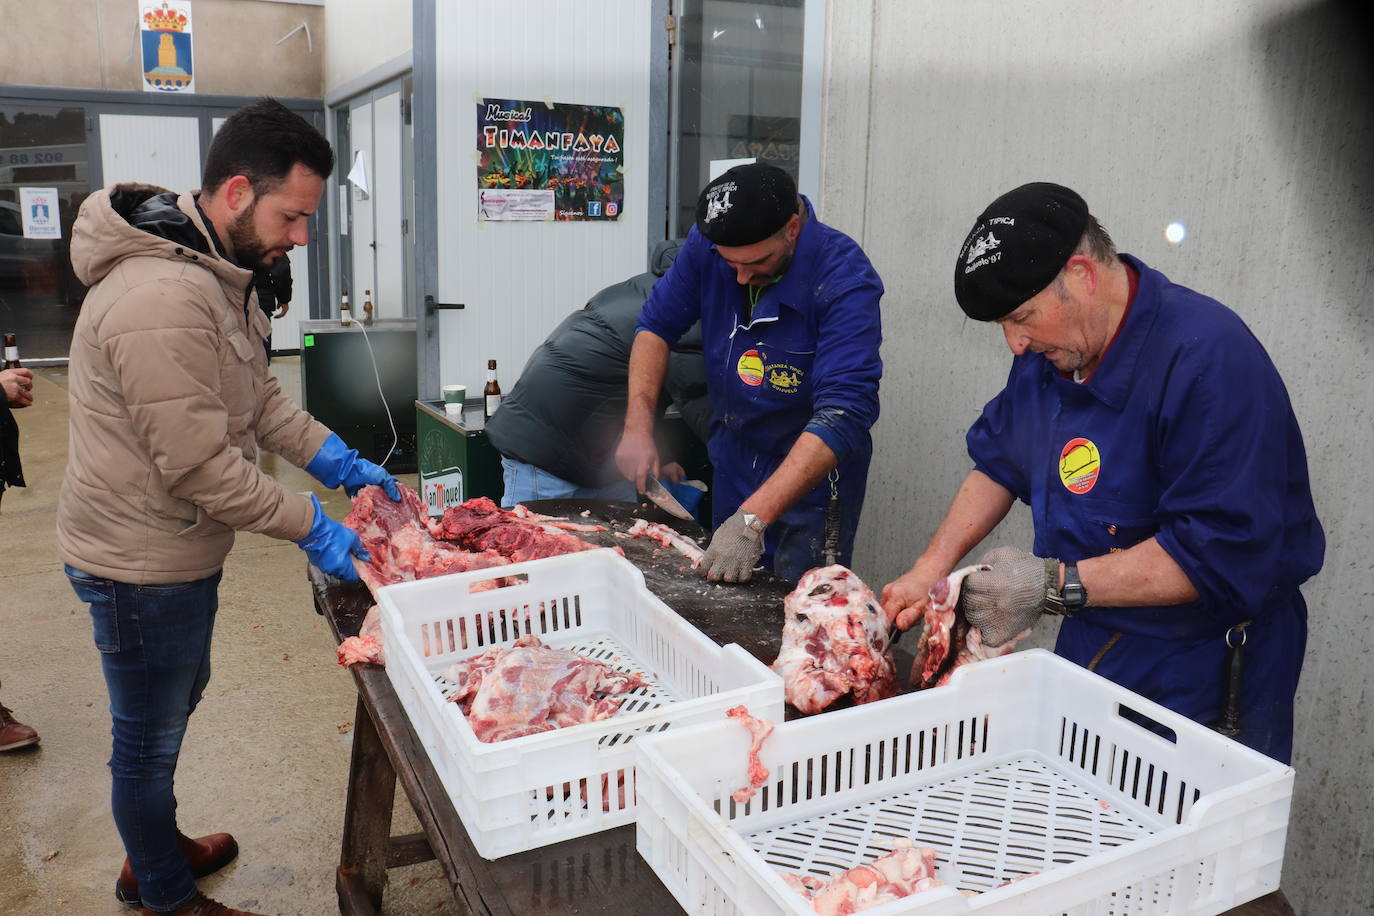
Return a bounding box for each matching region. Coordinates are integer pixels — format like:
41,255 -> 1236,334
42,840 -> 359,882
344,484 -> 509,594
337,604 -> 386,667
911,564 -> 1029,689
432,497 -> 606,562
772,566 -> 899,715
441,635 -> 649,743
627,518 -> 705,569
781,840 -> 946,914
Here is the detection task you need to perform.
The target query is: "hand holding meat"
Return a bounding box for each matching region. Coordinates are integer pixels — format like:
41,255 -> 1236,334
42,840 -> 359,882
880,559 -> 947,632
1,368 -> 34,408
960,546 -> 1058,647
305,432 -> 401,500
296,493 -> 370,582
702,508 -> 766,583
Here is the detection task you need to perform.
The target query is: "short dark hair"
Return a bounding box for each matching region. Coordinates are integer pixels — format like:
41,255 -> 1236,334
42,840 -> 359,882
202,98 -> 334,196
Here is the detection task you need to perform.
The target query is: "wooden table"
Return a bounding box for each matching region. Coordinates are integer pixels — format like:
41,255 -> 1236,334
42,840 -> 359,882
313,500 -> 1293,916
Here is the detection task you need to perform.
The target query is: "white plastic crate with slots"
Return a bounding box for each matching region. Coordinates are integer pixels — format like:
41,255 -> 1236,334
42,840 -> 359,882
635,650 -> 1293,915
375,548 -> 784,859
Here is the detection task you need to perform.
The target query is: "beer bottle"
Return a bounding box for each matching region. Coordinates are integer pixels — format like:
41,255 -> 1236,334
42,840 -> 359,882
484,359 -> 502,419
340,290 -> 352,326
2,333 -> 19,370
362,289 -> 374,326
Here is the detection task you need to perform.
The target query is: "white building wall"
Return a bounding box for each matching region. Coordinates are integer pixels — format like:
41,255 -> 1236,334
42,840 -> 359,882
822,2 -> 1374,913
324,0 -> 412,93
432,0 -> 653,395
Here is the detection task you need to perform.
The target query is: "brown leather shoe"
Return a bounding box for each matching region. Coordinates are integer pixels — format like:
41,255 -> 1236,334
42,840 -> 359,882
0,703 -> 39,751
139,891 -> 265,915
116,832 -> 239,907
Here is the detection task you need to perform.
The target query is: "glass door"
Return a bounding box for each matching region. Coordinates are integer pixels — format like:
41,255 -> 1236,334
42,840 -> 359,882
670,0 -> 806,237
0,104 -> 92,360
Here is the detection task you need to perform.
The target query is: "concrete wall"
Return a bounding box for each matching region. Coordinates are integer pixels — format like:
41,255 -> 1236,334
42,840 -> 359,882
822,1 -> 1374,912
0,0 -> 324,97
323,0 -> 410,94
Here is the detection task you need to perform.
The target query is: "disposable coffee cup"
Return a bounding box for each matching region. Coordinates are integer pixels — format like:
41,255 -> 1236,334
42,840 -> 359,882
442,384 -> 466,406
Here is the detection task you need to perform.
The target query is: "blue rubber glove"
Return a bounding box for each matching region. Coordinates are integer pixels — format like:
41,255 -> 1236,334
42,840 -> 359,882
296,493 -> 369,582
306,433 -> 401,500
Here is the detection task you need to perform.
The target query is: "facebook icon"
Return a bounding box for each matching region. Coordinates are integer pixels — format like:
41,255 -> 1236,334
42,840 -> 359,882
587,201 -> 602,217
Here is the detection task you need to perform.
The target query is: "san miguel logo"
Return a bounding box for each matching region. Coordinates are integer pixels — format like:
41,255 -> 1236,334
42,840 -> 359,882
1059,437 -> 1100,494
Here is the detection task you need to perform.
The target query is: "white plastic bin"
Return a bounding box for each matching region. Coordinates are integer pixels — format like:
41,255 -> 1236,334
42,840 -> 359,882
635,649 -> 1293,915
376,548 -> 783,859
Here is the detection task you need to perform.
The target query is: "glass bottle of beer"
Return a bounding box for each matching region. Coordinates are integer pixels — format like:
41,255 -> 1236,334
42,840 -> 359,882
484,359 -> 502,419
2,333 -> 19,369
340,290 -> 352,326
362,289 -> 374,326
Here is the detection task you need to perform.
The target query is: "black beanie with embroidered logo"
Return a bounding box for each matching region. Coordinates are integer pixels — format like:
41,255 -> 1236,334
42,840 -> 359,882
954,182 -> 1089,321
695,162 -> 798,247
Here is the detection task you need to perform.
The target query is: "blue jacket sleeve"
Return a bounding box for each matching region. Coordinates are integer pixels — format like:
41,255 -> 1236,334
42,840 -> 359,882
1152,324 -> 1317,613
636,228 -> 708,347
966,363 -> 1032,504
801,273 -> 884,462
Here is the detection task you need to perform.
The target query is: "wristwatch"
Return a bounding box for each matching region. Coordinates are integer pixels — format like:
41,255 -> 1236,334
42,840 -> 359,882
741,511 -> 768,535
1045,561 -> 1087,616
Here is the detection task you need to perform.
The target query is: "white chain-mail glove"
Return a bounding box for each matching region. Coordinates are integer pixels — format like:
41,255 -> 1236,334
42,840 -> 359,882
701,509 -> 767,583
959,546 -> 1058,647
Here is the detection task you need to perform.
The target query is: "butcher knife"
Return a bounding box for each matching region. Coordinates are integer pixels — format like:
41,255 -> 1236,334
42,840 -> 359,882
641,476 -> 694,521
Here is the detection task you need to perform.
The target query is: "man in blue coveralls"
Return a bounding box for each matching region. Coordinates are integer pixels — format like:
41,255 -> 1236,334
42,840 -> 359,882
881,182 -> 1323,763
617,163 -> 884,583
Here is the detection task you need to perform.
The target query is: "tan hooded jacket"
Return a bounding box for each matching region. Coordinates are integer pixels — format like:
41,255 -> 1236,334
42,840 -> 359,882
58,184 -> 330,583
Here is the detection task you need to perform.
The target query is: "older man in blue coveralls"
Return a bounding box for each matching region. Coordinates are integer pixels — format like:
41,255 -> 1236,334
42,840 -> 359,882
881,182 -> 1323,763
617,163 -> 883,583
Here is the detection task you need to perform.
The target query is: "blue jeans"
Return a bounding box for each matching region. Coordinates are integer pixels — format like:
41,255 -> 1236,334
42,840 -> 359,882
66,565 -> 222,913
499,457 -> 636,508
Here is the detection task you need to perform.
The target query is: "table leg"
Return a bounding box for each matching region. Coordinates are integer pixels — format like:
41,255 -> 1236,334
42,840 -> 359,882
338,694 -> 398,914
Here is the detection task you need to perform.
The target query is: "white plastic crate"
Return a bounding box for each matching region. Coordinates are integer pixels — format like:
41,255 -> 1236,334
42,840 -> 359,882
375,548 -> 784,859
635,650 -> 1293,915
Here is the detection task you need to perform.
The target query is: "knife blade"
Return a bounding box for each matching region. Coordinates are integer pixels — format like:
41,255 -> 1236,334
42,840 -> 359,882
642,476 -> 694,521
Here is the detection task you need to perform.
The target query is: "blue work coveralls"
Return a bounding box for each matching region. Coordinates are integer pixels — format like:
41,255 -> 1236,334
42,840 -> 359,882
967,254 -> 1323,763
637,196 -> 884,581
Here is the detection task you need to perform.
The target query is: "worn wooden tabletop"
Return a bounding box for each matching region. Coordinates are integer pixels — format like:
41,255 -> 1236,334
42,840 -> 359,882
312,499 -> 1293,916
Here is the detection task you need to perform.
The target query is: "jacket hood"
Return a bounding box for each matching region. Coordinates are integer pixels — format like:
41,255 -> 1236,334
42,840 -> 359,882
70,183 -> 252,291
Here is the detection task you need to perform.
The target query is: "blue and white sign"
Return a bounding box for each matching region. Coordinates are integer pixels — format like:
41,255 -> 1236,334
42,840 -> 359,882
19,187 -> 61,239
141,1 -> 195,94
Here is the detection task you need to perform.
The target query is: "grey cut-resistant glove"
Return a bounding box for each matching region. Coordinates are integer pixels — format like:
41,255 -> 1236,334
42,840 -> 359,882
959,546 -> 1059,647
701,509 -> 767,583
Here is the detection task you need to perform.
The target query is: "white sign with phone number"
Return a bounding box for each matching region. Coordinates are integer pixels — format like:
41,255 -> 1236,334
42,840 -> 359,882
19,187 -> 61,239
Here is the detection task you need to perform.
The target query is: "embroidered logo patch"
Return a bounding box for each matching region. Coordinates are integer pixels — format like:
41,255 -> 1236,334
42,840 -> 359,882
737,349 -> 764,387
764,363 -> 804,393
1059,437 -> 1100,494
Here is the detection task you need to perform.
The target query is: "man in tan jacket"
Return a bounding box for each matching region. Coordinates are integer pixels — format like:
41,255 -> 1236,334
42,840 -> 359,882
59,99 -> 396,916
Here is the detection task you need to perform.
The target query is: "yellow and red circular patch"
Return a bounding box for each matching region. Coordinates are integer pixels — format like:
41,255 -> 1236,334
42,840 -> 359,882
1058,437 -> 1100,494
737,349 -> 764,387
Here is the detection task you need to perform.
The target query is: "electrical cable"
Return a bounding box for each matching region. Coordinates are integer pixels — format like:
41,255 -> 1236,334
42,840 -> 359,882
348,318 -> 398,468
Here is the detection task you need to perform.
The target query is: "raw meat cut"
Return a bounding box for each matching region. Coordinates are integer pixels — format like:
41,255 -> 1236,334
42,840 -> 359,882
771,566 -> 899,715
440,635 -> 648,743
781,840 -> 945,914
511,505 -> 607,532
337,605 -> 386,667
344,484 -> 509,594
912,564 -> 1030,689
726,705 -> 774,804
627,518 -> 705,569
432,497 -> 605,562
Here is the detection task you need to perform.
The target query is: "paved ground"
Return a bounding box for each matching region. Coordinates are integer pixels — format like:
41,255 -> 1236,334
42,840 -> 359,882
0,359 -> 461,915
